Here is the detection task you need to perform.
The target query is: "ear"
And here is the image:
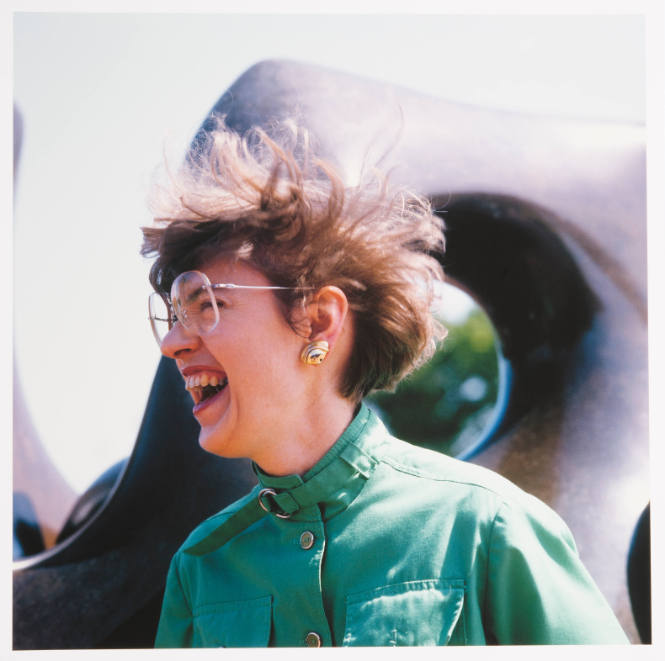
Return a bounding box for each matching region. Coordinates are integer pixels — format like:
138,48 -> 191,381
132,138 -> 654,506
304,286 -> 349,348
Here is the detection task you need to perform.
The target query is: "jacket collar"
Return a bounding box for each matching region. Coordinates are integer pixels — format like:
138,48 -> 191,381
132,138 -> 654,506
252,403 -> 385,521
184,404 -> 387,555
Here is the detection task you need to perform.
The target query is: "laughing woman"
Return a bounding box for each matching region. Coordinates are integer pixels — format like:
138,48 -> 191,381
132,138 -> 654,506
143,121 -> 627,647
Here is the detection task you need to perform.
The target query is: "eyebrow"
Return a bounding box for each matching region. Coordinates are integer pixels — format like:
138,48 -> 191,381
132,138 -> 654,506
184,286 -> 209,305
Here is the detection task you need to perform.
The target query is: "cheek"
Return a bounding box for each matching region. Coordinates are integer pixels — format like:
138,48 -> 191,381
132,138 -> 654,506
223,328 -> 299,389
248,339 -> 304,401
205,303 -> 304,394
253,345 -> 298,390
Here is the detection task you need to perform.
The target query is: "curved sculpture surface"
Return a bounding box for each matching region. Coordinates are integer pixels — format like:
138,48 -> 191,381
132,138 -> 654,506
13,60 -> 648,647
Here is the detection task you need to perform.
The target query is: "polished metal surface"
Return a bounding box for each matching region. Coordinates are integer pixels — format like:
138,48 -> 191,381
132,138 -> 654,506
207,60 -> 647,641
300,531 -> 315,550
305,631 -> 322,647
13,60 -> 648,646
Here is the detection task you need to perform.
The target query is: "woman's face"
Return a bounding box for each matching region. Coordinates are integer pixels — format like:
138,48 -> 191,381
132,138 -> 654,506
159,258 -> 310,462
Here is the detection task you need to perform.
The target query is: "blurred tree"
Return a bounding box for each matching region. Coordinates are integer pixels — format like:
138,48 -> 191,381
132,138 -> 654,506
369,307 -> 500,457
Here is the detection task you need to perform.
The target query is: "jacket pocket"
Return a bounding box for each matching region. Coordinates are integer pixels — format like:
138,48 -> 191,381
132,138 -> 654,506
192,595 -> 272,647
343,579 -> 465,646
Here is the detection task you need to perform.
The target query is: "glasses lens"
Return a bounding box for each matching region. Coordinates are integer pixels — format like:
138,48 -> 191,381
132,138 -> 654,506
148,292 -> 172,345
171,271 -> 220,336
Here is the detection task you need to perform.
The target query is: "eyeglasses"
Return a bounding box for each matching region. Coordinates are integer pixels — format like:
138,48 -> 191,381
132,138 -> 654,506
148,269 -> 300,346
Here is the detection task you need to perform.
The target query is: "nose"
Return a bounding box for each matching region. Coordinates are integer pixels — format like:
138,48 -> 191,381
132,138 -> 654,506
160,321 -> 201,359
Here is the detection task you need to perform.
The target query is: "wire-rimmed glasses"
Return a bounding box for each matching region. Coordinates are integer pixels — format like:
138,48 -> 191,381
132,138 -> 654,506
148,270 -> 298,346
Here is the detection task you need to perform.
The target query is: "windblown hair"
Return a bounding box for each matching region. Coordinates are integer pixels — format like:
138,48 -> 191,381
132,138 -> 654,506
141,117 -> 446,401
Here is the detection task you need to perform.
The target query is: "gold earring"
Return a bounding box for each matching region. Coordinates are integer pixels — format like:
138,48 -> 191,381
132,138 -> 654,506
300,340 -> 329,365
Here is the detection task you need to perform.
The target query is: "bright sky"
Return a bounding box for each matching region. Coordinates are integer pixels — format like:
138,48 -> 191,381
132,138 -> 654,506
11,8 -> 653,493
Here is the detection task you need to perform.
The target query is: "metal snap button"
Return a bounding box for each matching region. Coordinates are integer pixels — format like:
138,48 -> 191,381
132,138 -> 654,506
305,631 -> 321,647
300,530 -> 315,550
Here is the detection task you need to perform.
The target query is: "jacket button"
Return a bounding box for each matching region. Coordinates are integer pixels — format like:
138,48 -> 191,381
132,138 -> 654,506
300,530 -> 315,550
305,631 -> 321,647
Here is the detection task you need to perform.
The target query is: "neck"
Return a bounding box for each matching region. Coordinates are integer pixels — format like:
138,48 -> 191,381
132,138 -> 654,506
253,393 -> 357,477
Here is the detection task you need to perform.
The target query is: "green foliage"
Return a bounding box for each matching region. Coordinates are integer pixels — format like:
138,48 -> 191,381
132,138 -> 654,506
368,308 -> 500,457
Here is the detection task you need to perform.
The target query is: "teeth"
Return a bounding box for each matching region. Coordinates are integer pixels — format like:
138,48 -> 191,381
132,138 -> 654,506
184,372 -> 225,391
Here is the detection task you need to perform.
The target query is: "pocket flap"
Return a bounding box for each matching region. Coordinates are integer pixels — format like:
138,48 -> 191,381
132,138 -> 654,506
193,595 -> 272,647
343,579 -> 465,646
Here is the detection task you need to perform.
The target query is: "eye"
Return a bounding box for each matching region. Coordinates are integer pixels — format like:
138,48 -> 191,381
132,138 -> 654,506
199,298 -> 225,311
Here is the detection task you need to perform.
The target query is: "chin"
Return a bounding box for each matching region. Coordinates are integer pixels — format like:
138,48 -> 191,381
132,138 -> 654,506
198,431 -> 230,457
197,425 -> 245,459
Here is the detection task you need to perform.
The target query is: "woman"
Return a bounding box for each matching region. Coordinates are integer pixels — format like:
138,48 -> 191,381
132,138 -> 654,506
143,120 -> 627,646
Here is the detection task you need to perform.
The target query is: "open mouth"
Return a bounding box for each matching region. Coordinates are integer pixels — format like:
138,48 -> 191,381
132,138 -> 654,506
199,379 -> 228,403
185,373 -> 229,406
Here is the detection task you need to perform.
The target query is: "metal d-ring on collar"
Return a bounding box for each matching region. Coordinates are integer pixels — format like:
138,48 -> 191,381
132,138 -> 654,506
257,488 -> 292,519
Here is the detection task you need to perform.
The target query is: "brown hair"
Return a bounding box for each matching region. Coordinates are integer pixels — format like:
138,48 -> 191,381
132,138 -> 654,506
141,118 -> 446,400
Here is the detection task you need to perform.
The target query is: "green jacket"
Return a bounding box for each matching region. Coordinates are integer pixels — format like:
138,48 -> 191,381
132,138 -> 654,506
155,403 -> 628,647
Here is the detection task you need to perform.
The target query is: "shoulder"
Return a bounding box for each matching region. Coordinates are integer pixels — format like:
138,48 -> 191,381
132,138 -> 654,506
363,408 -> 516,496
373,428 -> 564,528
377,432 -> 520,500
374,434 -> 579,567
